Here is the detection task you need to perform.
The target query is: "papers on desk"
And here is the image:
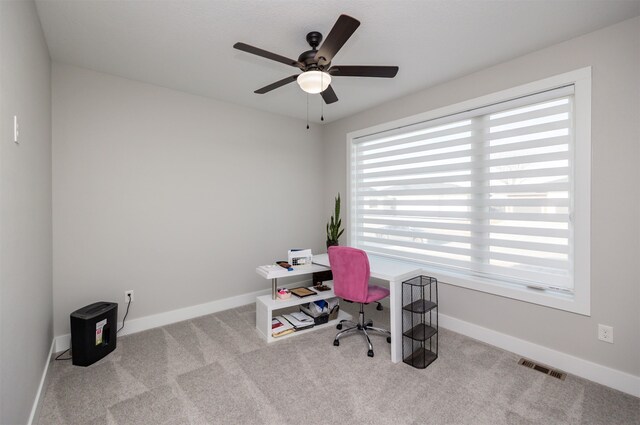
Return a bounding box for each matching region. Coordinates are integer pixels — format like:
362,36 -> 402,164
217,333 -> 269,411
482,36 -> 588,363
258,264 -> 287,274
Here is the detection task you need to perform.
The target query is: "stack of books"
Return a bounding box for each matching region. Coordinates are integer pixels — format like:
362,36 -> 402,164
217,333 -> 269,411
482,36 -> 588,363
272,317 -> 294,337
272,311 -> 316,337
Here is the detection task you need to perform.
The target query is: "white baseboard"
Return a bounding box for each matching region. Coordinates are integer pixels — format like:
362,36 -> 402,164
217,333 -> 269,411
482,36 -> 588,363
54,278 -> 311,352
50,284 -> 638,398
439,313 -> 640,398
27,339 -> 55,425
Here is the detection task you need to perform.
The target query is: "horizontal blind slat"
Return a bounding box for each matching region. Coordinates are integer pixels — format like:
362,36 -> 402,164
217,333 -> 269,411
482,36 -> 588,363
488,166 -> 569,181
358,130 -> 473,161
357,159 -> 474,179
358,166 -> 569,188
359,199 -> 475,206
489,238 -> 568,254
358,172 -> 475,188
359,219 -> 569,238
357,226 -> 568,254
359,217 -> 479,232
355,181 -> 568,197
359,236 -> 477,257
488,102 -> 570,127
489,225 -> 568,238
487,198 -> 569,207
359,198 -> 569,208
357,210 -> 568,223
489,251 -> 568,269
357,147 -> 473,171
487,151 -> 570,168
357,226 -> 476,244
358,243 -> 474,270
356,121 -> 472,148
488,119 -> 569,141
488,135 -> 569,155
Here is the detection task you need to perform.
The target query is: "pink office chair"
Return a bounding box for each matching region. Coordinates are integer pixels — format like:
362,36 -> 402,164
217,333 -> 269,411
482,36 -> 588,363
328,246 -> 391,357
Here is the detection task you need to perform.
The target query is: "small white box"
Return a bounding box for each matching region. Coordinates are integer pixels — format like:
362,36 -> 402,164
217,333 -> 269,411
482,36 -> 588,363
288,249 -> 313,267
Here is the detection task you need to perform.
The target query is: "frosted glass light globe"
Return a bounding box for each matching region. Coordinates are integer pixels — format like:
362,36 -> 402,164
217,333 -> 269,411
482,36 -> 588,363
296,71 -> 332,94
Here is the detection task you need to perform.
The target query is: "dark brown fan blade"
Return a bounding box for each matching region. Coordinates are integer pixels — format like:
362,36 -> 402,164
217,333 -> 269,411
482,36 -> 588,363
314,15 -> 360,65
254,75 -> 298,94
234,42 -> 304,69
329,66 -> 399,78
321,85 -> 338,104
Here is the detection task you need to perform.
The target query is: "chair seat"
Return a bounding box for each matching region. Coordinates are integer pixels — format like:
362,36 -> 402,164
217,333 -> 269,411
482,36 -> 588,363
344,284 -> 389,304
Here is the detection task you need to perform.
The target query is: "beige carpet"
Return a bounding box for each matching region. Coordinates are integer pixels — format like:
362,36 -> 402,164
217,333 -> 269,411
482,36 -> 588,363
38,303 -> 639,424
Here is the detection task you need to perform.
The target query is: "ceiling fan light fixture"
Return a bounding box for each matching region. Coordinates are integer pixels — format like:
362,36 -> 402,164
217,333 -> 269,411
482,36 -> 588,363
297,70 -> 331,94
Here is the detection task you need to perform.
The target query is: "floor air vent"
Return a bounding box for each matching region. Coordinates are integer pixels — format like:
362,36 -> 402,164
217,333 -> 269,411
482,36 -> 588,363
518,358 -> 566,380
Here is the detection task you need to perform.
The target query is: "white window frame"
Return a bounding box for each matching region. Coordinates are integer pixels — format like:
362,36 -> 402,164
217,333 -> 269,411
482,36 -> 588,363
347,68 -> 591,315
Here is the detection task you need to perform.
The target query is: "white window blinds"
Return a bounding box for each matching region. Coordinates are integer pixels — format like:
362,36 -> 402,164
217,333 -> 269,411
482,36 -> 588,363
352,86 -> 575,292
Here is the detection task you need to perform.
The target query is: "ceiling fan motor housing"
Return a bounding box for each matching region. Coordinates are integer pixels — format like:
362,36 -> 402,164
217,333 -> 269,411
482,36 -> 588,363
299,32 -> 330,70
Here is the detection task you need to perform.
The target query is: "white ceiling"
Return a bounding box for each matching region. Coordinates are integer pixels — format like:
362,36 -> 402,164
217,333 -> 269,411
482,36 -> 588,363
35,0 -> 640,123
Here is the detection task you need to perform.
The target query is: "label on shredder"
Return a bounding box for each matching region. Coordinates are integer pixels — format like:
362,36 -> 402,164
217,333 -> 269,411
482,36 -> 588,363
96,319 -> 107,346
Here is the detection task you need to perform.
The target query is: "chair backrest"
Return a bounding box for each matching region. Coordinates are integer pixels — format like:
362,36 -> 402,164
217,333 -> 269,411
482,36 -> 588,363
328,246 -> 370,303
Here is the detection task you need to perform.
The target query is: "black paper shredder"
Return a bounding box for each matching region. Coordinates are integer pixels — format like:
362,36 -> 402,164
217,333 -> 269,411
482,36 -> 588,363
70,301 -> 118,366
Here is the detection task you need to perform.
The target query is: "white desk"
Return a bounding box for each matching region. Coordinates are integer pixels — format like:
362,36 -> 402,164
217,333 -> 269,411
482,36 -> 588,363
313,253 -> 422,364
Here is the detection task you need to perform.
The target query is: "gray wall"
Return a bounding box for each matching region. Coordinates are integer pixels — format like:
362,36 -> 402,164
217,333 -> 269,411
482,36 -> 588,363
52,63 -> 325,336
0,1 -> 53,423
322,17 -> 640,376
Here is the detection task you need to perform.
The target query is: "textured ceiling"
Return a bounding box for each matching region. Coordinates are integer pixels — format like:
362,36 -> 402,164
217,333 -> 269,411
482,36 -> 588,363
35,0 -> 640,123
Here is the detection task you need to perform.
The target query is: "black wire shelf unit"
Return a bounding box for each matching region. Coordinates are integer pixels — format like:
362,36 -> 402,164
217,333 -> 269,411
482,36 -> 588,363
402,275 -> 438,369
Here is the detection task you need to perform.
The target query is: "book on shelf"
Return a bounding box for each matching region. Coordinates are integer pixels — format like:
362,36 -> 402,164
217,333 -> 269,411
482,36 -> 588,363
272,316 -> 295,337
282,312 -> 315,330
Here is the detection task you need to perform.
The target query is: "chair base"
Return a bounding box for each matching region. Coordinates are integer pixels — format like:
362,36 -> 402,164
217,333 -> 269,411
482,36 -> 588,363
333,303 -> 390,357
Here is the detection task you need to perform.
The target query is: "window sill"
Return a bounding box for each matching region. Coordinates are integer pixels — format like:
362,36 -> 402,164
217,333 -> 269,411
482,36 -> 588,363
412,265 -> 590,316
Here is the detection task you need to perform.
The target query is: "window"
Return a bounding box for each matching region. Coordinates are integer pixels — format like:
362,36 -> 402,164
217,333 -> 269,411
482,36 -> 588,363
348,69 -> 591,314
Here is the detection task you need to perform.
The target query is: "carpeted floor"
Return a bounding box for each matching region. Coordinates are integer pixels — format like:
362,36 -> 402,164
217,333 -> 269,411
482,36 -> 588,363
38,302 -> 639,425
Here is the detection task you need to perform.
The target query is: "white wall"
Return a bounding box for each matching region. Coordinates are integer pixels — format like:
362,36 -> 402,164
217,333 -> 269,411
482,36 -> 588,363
52,63 -> 325,337
322,17 -> 640,376
0,1 -> 53,423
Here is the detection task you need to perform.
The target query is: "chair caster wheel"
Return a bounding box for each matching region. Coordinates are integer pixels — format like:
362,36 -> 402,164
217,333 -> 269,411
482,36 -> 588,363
333,339 -> 340,346
336,324 -> 342,330
377,303 -> 383,311
387,336 -> 391,343
368,350 -> 374,357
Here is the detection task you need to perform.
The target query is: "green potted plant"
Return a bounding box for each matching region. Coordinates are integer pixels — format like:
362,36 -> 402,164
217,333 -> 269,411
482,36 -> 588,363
326,193 -> 344,249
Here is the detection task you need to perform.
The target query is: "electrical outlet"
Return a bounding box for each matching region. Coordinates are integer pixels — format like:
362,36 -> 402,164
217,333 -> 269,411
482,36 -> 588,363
598,324 -> 613,343
125,290 -> 134,303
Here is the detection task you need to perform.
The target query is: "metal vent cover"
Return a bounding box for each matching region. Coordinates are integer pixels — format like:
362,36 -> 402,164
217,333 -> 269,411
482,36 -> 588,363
518,358 -> 567,380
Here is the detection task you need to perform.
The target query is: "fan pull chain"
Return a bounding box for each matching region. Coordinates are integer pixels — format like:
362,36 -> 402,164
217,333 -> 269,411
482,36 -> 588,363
320,72 -> 324,122
306,93 -> 309,129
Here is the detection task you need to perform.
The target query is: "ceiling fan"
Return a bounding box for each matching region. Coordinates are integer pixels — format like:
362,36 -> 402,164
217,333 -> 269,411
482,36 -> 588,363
233,14 -> 399,104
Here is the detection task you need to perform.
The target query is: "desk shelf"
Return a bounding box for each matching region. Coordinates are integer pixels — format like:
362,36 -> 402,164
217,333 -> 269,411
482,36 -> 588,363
255,281 -> 351,343
402,275 -> 438,369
